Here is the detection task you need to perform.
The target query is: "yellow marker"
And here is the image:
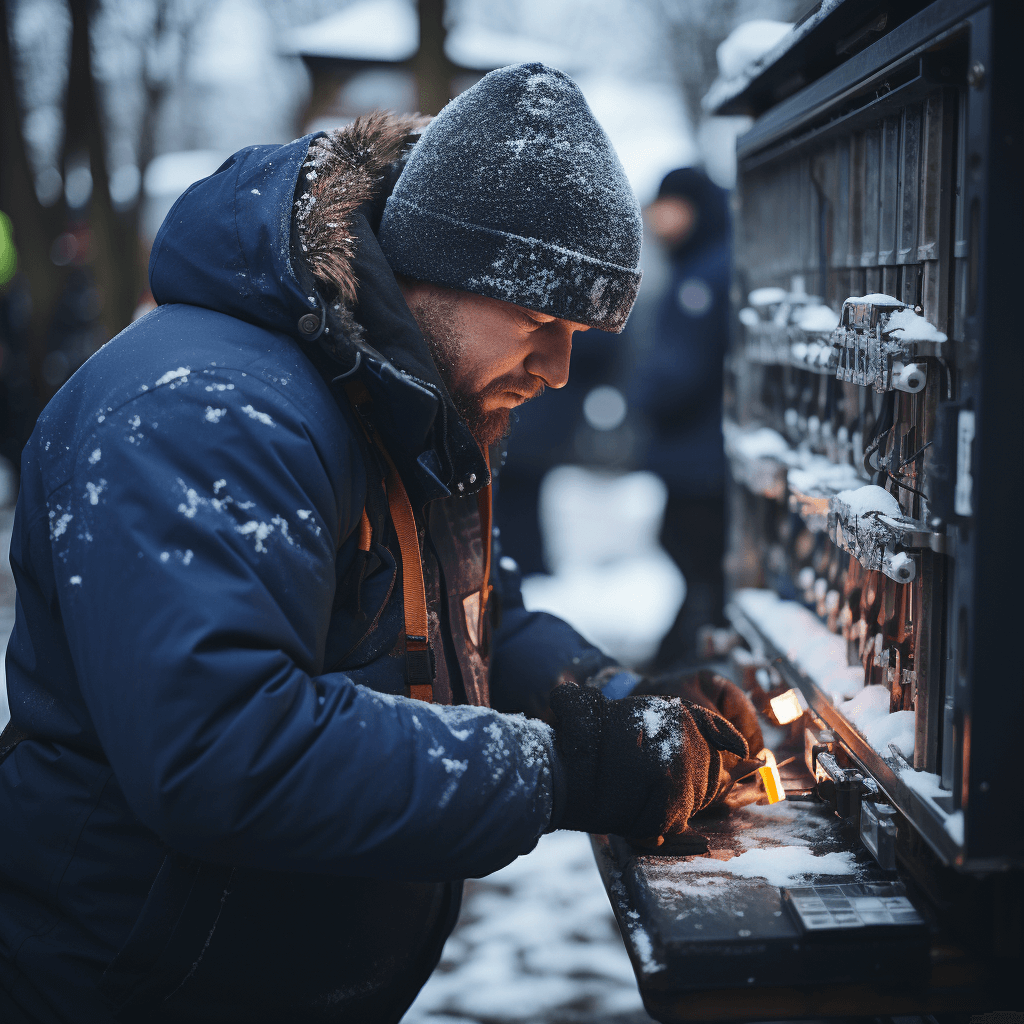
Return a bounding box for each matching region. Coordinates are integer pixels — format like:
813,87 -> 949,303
758,762 -> 786,803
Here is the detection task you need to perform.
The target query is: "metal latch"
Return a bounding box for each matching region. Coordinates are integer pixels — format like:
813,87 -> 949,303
814,752 -> 876,819
804,726 -> 834,775
860,801 -> 899,870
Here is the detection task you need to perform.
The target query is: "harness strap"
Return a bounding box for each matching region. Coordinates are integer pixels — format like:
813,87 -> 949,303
357,510 -> 372,553
474,455 -> 493,648
344,380 -> 435,701
377,444 -> 434,702
342,380 -> 494,703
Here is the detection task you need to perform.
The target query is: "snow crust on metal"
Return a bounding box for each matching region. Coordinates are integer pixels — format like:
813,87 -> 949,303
703,0 -> 849,114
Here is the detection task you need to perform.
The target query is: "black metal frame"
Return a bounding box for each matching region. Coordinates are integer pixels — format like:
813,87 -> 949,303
590,1 -> 1022,1016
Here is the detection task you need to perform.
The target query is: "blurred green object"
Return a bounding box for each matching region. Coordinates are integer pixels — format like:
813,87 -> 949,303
0,211 -> 17,287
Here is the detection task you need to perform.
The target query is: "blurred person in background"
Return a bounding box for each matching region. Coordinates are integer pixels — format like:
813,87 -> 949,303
0,65 -> 761,1023
492,325 -> 622,575
633,168 -> 732,671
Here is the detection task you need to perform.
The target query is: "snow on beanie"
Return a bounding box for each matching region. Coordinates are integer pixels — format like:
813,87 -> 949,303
378,63 -> 642,333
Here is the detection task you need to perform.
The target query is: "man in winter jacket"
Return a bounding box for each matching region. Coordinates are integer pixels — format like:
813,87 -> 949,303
0,65 -> 761,1023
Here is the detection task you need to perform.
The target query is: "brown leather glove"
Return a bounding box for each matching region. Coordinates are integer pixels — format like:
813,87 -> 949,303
548,683 -> 749,840
631,669 -> 764,760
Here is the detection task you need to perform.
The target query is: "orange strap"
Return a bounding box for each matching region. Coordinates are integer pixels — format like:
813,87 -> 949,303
343,381 -> 492,703
357,510 -> 372,552
377,444 -> 434,702
475,453 -> 493,643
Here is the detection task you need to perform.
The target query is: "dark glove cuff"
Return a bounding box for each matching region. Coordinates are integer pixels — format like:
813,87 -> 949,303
545,745 -> 569,832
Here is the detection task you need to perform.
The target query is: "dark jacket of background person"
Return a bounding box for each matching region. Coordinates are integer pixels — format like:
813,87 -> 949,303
631,169 -> 732,668
633,169 -> 731,498
494,326 -> 623,575
0,124 -> 616,1024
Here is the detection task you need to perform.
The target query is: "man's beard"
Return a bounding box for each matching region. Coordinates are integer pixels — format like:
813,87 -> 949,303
409,290 -> 544,449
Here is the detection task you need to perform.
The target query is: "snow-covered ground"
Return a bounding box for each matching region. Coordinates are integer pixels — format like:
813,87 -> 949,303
521,466 -> 684,667
404,831 -> 652,1024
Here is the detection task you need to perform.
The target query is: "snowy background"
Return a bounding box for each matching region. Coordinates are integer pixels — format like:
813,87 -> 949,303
0,2 -> 808,1019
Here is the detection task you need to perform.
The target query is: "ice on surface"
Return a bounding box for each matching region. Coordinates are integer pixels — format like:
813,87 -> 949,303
897,765 -> 957,815
734,589 -> 850,684
715,21 -> 794,80
788,457 -> 862,497
154,367 -> 190,387
833,484 -> 903,519
703,0 -> 843,112
673,845 -> 859,887
885,307 -> 947,343
240,404 -> 274,426
818,665 -> 865,703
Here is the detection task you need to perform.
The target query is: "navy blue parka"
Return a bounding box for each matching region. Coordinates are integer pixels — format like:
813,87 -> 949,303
633,170 -> 732,497
0,121 -> 614,1022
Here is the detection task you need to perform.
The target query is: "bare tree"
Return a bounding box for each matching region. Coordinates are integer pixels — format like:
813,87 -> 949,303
1,0 -> 72,403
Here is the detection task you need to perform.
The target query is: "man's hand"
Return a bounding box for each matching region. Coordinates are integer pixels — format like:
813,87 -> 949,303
631,669 -> 764,760
547,683 -> 749,840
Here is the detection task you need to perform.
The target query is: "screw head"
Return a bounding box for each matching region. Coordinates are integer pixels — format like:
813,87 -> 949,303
967,61 -> 985,88
298,313 -> 320,335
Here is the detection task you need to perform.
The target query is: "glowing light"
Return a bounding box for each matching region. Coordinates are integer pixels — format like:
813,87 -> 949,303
770,687 -> 807,725
758,762 -> 786,803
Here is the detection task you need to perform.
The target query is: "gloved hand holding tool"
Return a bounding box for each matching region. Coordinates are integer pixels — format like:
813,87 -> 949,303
547,682 -> 751,853
630,668 -> 765,760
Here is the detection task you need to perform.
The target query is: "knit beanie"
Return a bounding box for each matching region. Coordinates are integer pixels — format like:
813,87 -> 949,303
378,63 -> 642,333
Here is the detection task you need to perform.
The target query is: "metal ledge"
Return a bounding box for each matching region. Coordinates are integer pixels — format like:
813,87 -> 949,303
727,599 -> 966,869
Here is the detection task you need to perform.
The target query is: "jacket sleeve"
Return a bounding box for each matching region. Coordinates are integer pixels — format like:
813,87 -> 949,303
47,368 -> 556,882
487,552 -> 619,720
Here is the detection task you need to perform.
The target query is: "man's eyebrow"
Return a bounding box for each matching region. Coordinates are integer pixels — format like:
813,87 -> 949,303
514,305 -> 556,323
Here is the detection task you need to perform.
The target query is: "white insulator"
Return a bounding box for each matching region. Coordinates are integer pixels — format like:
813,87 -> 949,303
883,550 -> 917,583
892,361 -> 927,393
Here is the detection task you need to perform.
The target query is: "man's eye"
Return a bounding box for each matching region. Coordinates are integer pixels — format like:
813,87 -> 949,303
516,312 -> 543,330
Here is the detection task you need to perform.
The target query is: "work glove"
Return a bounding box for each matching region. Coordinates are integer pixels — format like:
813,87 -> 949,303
547,683 -> 749,841
631,668 -> 764,760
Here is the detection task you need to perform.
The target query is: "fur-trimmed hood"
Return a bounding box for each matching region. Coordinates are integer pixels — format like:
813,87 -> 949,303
149,114 -> 489,499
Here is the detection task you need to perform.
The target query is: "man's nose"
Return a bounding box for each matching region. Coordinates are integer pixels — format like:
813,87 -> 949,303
524,322 -> 575,389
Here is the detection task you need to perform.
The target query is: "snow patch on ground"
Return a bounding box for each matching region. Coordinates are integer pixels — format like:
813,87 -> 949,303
403,832 -> 647,1024
522,467 -> 683,667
